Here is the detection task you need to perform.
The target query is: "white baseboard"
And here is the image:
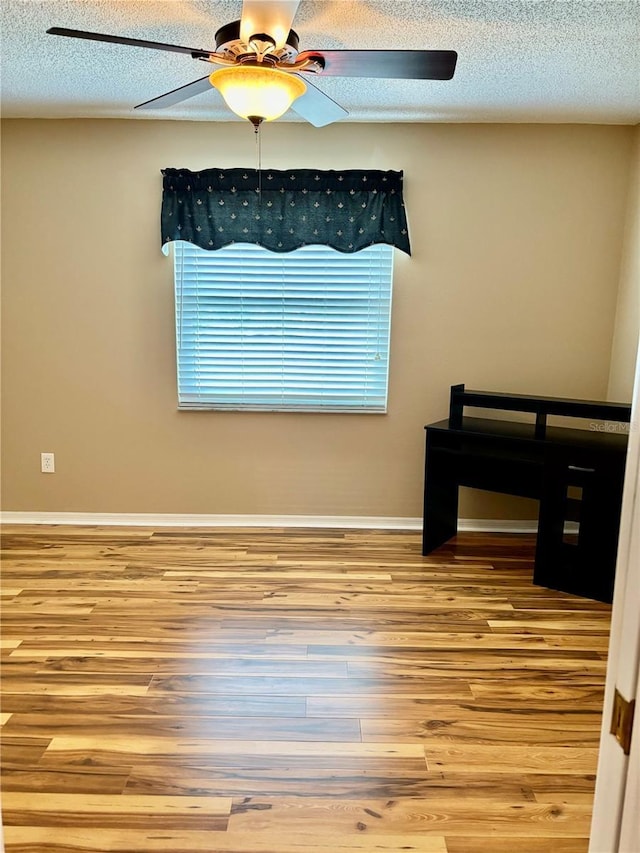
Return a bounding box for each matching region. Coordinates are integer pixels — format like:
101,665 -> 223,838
0,511 -> 542,533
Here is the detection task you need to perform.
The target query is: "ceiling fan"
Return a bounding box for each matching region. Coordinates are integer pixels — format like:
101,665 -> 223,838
47,0 -> 457,128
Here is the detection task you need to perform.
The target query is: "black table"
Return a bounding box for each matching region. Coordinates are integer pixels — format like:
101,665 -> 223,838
422,385 -> 631,603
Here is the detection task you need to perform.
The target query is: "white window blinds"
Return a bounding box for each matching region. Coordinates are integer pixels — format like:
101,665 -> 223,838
173,242 -> 394,412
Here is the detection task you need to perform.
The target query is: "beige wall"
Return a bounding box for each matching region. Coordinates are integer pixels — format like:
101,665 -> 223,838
608,124 -> 640,403
0,119 -> 634,517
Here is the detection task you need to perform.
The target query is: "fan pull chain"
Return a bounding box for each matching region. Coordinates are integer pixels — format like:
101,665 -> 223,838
255,122 -> 262,202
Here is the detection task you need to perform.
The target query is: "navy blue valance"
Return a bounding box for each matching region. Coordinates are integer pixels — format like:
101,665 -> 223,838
161,168 -> 411,255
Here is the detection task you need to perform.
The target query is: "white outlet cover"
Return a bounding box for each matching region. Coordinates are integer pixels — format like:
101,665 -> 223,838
41,452 -> 55,473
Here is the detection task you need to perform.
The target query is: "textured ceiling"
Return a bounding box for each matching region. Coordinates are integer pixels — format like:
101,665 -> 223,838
1,0 -> 639,124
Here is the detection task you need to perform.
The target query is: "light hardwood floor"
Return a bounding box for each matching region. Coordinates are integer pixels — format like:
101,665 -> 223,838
0,525 -> 612,852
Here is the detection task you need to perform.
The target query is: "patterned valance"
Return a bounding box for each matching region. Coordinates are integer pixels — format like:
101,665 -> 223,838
161,168 -> 411,255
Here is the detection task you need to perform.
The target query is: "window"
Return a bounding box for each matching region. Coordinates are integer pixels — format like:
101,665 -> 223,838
173,241 -> 394,412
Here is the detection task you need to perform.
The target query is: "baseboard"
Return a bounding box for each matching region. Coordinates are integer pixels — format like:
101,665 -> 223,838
0,511 -> 542,533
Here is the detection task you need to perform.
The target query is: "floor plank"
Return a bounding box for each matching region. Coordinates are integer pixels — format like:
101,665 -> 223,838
2,827 -> 449,852
225,795 -> 592,837
2,791 -> 231,829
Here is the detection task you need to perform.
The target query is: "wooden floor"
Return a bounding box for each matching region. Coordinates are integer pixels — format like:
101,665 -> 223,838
0,525 -> 612,853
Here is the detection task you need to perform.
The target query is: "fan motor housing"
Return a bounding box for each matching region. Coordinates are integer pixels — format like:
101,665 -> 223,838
214,19 -> 300,63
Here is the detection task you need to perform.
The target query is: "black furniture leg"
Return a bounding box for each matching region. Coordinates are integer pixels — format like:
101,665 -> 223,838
422,435 -> 459,555
535,456 -> 625,604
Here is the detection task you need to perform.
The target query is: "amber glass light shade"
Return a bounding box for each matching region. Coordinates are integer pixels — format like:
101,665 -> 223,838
209,66 -> 307,123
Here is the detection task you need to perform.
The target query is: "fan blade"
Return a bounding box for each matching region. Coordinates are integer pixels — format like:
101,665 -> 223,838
298,49 -> 457,80
46,27 -> 212,59
290,75 -> 348,127
240,0 -> 300,50
135,76 -> 213,110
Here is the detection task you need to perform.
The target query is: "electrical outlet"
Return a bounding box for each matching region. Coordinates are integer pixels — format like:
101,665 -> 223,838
41,452 -> 55,473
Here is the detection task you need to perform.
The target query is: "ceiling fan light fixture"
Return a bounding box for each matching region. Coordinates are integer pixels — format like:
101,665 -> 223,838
209,65 -> 306,123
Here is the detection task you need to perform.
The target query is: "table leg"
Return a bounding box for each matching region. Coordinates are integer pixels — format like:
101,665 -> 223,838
422,437 -> 459,555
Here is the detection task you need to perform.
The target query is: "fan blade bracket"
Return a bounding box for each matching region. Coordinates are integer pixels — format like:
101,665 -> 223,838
196,52 -> 237,67
275,53 -> 325,74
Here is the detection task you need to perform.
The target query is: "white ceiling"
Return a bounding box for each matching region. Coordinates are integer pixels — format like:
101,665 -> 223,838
1,0 -> 639,125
